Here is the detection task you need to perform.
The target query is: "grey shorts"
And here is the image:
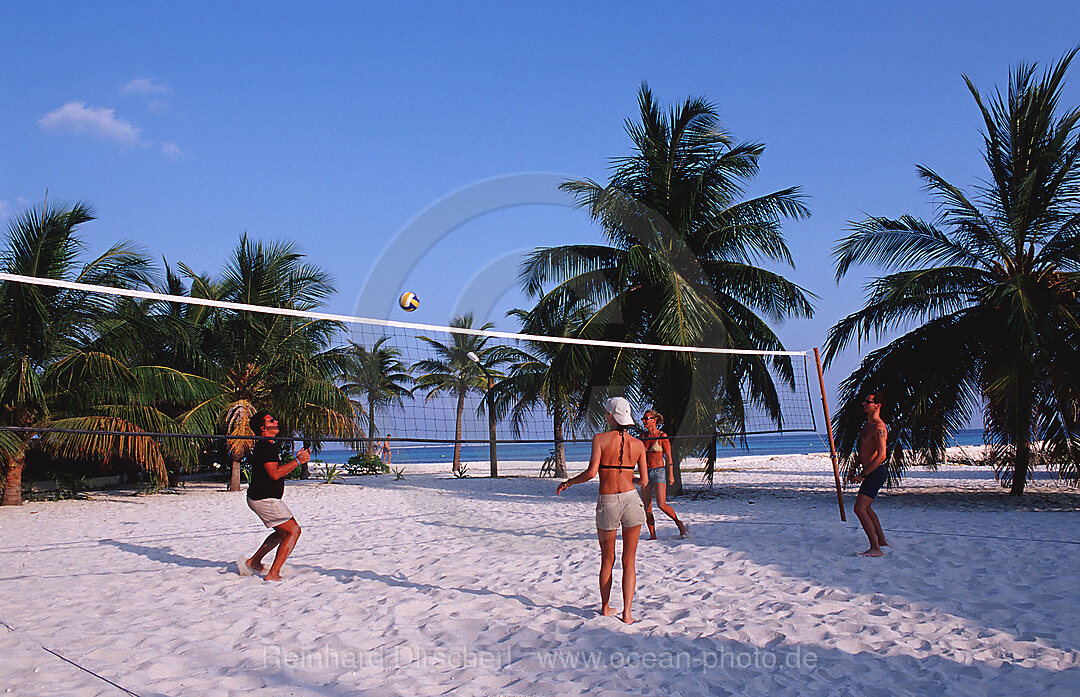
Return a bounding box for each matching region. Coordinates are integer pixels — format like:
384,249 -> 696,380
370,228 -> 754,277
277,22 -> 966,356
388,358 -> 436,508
596,490 -> 647,531
247,497 -> 294,528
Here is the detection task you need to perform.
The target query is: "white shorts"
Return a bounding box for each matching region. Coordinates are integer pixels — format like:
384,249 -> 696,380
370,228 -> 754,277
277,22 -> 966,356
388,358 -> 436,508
595,490 -> 647,531
247,497 -> 294,528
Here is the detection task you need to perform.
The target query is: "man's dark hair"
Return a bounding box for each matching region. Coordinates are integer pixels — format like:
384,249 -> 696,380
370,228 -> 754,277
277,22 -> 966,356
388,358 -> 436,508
865,392 -> 890,421
250,411 -> 273,435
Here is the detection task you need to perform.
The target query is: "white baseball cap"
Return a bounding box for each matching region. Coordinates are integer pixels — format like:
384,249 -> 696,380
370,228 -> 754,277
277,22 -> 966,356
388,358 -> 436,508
604,397 -> 635,427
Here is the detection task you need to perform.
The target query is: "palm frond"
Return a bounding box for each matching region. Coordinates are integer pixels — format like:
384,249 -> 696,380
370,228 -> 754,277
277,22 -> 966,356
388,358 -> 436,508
39,416 -> 168,483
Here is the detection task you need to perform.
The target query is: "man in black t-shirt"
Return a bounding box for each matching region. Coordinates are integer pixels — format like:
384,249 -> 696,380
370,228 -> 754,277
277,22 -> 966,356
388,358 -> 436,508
241,411 -> 310,581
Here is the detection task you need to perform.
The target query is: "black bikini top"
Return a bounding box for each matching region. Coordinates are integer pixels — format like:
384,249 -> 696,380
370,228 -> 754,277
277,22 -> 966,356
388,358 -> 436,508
599,429 -> 635,470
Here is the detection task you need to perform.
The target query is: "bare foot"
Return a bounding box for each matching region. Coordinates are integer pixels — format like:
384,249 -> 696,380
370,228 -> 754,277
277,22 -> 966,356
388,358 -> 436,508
264,572 -> 284,581
600,605 -> 617,617
238,558 -> 263,576
246,559 -> 266,573
679,525 -> 690,539
859,548 -> 884,557
621,611 -> 635,624
648,535 -> 658,540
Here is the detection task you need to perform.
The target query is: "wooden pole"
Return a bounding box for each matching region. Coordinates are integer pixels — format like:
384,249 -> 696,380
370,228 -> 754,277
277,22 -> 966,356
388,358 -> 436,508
814,348 -> 845,521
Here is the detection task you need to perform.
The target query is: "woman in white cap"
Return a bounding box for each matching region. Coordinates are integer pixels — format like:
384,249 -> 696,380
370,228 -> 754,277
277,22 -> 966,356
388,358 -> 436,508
556,396 -> 648,623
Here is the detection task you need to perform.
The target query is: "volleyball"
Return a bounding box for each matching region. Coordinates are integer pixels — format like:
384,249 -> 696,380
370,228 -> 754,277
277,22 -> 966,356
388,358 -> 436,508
399,291 -> 420,312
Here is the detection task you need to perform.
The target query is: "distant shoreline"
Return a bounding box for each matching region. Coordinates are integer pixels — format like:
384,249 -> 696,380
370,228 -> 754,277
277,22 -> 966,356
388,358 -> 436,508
309,444 -> 994,477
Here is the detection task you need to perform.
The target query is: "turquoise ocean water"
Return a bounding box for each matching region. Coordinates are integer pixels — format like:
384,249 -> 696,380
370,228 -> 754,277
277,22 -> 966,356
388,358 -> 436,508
313,428 -> 987,466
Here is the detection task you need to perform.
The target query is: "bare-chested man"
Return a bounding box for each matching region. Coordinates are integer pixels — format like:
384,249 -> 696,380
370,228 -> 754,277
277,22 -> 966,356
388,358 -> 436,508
849,392 -> 889,557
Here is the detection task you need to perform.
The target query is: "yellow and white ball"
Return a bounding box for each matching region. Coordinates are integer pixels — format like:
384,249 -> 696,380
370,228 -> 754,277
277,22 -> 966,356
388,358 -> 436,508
399,291 -> 420,312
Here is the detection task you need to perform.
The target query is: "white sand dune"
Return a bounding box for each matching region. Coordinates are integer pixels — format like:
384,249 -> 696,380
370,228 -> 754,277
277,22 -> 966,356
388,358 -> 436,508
2,453 -> 1079,696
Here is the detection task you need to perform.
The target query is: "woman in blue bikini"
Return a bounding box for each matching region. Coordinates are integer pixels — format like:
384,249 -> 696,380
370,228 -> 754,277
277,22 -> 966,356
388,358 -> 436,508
639,409 -> 689,539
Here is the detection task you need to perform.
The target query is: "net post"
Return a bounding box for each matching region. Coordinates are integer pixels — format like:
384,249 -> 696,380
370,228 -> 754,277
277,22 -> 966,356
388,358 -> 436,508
813,348 -> 846,522
486,378 -> 498,478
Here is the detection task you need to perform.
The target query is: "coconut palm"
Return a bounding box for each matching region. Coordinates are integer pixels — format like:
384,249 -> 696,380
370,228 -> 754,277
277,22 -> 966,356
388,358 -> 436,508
0,201 -> 171,505
521,83 -> 814,488
93,262 -> 221,377
824,49 -> 1080,495
177,234 -> 356,490
495,302 -> 594,478
339,336 -> 413,456
85,264 -> 237,476
413,313 -> 517,473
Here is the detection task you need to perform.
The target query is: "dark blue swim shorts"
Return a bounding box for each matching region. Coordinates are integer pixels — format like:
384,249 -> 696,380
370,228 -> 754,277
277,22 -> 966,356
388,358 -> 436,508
858,466 -> 888,499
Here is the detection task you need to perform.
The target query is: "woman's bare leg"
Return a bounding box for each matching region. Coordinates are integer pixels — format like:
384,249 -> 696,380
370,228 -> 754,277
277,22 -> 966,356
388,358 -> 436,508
655,483 -> 688,536
640,482 -> 657,539
620,524 -> 642,624
597,529 -> 618,616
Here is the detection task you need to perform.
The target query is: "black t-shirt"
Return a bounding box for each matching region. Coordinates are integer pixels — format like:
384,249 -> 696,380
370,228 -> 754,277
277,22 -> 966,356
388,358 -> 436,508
246,439 -> 285,500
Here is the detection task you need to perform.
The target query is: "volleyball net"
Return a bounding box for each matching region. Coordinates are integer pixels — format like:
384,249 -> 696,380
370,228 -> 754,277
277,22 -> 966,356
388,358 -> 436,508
0,272 -> 819,452
344,320 -> 817,446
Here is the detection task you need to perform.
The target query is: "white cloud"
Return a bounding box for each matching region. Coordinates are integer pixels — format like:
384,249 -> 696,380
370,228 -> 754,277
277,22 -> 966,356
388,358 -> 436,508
121,78 -> 172,95
39,102 -> 141,145
161,141 -> 182,159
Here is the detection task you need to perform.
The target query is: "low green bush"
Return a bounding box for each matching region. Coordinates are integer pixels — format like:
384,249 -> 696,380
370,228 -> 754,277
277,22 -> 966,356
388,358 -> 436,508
345,452 -> 389,476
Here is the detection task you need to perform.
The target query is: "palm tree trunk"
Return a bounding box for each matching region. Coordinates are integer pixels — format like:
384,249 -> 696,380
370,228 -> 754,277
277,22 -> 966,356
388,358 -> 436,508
553,409 -> 567,479
1009,379 -> 1034,496
367,396 -> 376,457
1010,439 -> 1032,496
2,452 -> 25,506
453,390 -> 465,473
229,455 -> 242,492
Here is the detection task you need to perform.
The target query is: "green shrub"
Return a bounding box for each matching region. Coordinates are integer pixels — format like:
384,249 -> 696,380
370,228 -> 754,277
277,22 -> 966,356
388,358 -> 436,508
345,452 -> 389,476
321,463 -> 343,484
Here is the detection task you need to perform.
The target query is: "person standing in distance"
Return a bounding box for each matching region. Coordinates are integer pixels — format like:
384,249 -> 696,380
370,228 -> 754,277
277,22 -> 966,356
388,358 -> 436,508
849,392 -> 889,557
380,434 -> 393,465
639,409 -> 689,539
242,411 -> 310,581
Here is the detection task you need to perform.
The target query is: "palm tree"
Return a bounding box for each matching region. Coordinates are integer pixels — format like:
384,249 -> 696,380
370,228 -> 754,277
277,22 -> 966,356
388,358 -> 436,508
0,201 -> 171,505
496,302 -> 594,478
413,313 -> 516,473
85,263 -> 227,477
824,49 -> 1080,495
177,234 -> 357,490
521,83 -> 814,488
339,336 -> 412,456
94,261 -> 221,377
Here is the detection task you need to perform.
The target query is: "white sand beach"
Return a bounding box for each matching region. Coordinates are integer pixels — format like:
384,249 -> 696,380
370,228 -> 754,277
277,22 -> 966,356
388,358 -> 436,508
2,453 -> 1079,696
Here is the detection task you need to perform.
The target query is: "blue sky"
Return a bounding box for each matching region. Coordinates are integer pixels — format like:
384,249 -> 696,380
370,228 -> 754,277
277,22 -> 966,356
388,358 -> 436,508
3,2 -> 1079,420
